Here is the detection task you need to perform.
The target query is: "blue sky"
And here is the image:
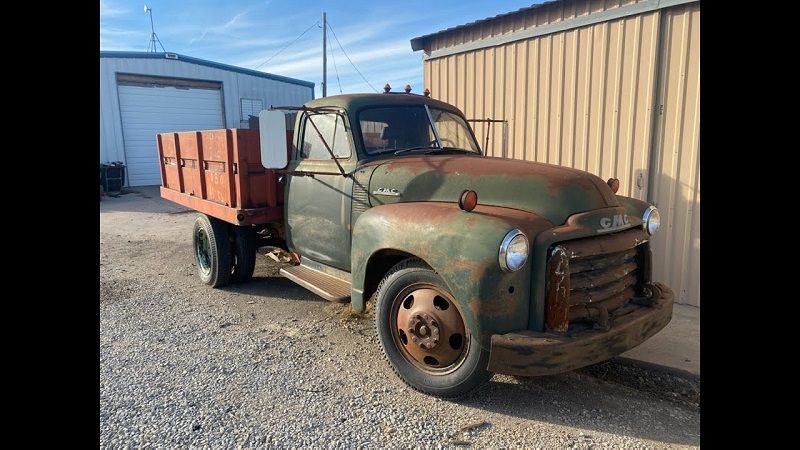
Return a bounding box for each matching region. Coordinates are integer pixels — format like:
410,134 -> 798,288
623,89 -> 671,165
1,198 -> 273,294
100,0 -> 540,98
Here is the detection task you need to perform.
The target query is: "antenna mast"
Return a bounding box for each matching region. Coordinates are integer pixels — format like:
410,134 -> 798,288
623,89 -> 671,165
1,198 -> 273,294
144,5 -> 166,53
322,12 -> 327,97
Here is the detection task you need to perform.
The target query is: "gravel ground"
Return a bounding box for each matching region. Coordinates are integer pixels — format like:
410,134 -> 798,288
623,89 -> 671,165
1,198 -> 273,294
100,188 -> 700,448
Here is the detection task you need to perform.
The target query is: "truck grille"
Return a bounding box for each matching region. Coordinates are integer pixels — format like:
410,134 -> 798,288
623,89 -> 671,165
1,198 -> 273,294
545,228 -> 651,333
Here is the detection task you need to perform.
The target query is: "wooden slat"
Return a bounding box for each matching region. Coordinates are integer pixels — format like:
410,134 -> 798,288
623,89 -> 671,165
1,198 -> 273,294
225,129 -> 237,208
196,132 -> 207,199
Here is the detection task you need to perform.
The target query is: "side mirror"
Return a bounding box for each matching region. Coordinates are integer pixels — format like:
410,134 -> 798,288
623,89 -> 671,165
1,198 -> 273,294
259,110 -> 288,169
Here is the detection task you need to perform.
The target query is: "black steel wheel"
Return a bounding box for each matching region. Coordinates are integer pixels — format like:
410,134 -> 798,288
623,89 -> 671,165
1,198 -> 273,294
230,226 -> 257,283
374,258 -> 492,398
193,214 -> 232,287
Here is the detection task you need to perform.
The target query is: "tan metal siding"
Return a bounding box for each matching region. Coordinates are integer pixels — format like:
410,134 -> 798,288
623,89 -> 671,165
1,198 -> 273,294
427,0 -> 646,52
649,2 -> 700,306
427,9 -> 660,199
422,0 -> 699,306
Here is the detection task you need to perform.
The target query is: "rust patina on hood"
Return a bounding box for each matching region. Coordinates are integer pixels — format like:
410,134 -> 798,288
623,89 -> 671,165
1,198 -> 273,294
367,155 -> 619,225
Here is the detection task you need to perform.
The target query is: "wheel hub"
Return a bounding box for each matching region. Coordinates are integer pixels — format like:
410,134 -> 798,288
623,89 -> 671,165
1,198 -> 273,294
408,313 -> 440,350
195,228 -> 211,273
393,287 -> 467,371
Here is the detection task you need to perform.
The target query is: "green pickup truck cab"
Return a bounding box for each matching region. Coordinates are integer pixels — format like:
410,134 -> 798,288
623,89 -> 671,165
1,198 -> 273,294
176,92 -> 673,398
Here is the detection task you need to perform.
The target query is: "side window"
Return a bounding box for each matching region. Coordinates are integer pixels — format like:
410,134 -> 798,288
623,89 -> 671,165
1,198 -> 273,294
301,113 -> 351,159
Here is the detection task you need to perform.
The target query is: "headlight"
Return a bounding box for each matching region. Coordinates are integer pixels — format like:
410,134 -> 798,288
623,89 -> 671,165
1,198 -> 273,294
643,206 -> 660,235
499,229 -> 529,272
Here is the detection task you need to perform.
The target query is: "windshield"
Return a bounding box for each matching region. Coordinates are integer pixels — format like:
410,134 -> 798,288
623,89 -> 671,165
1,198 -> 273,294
359,106 -> 480,155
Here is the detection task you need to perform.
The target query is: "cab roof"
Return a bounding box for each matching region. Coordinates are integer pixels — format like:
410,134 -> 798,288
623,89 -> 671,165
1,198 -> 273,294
305,93 -> 465,116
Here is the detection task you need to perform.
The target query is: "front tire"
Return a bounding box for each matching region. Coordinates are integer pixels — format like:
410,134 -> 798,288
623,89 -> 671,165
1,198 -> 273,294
374,258 -> 492,398
193,214 -> 232,287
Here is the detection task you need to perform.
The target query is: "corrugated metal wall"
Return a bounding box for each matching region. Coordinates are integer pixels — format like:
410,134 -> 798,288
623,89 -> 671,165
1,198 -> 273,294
100,56 -> 313,167
648,3 -> 700,306
421,0 -> 699,306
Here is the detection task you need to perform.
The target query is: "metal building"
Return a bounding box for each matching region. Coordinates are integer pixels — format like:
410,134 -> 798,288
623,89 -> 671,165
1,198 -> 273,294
410,0 -> 699,306
100,51 -> 314,186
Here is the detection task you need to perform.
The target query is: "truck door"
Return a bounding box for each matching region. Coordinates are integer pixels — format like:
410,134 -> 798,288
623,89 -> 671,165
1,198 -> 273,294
285,111 -> 355,271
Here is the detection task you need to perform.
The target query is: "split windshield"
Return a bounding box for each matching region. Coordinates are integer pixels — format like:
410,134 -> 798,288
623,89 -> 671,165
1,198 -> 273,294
359,105 -> 481,155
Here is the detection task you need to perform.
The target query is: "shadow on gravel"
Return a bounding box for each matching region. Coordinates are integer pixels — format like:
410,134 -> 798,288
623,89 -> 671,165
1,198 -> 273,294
580,359 -> 700,408
452,359 -> 700,446
219,276 -> 326,303
100,186 -> 192,214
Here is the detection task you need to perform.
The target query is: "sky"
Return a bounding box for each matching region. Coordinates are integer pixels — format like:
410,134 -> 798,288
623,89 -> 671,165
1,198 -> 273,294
100,0 -> 541,98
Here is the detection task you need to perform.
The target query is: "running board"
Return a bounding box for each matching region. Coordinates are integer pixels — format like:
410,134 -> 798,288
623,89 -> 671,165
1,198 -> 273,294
280,263 -> 351,303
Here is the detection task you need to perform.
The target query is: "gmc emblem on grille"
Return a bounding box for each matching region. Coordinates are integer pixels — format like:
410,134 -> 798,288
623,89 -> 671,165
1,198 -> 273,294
597,214 -> 629,233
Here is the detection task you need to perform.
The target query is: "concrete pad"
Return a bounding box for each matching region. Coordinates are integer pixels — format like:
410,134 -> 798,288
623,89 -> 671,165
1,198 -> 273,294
620,303 -> 699,376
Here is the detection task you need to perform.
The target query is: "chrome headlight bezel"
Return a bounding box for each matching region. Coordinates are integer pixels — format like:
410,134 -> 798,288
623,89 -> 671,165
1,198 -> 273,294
499,229 -> 529,272
642,206 -> 660,235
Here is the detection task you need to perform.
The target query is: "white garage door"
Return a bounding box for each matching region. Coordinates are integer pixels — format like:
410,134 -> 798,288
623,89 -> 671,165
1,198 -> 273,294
118,84 -> 224,186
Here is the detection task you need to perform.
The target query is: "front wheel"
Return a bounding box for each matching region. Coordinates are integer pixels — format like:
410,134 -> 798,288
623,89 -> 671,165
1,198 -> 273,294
374,258 -> 492,398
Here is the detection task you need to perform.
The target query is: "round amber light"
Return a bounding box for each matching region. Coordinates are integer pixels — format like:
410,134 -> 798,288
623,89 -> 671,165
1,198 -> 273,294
459,190 -> 478,212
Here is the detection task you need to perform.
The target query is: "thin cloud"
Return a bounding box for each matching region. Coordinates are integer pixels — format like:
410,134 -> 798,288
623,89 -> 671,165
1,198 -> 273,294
99,3 -> 430,96
240,40 -> 411,77
191,37 -> 290,51
100,27 -> 143,51
190,12 -> 249,44
100,0 -> 130,18
233,17 -> 407,70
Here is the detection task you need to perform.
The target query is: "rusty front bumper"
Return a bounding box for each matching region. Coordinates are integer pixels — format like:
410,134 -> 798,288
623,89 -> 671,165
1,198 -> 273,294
487,283 -> 674,377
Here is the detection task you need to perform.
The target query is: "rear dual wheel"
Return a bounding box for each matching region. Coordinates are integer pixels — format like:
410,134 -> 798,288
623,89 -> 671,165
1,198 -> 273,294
193,214 -> 256,287
374,258 -> 492,398
193,214 -> 232,287
230,226 -> 257,283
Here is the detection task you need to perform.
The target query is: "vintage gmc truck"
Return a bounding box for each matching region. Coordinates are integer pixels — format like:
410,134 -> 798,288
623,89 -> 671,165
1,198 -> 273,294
158,91 -> 673,397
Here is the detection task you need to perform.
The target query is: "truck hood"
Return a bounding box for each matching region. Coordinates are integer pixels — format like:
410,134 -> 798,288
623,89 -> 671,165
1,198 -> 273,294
366,155 -> 619,225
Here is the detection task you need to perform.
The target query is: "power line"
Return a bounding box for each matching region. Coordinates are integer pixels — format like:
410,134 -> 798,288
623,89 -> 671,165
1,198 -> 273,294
327,26 -> 343,94
254,21 -> 319,70
327,21 -> 379,93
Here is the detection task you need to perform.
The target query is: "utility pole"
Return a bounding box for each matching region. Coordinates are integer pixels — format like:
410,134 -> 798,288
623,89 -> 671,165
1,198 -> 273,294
322,12 -> 327,97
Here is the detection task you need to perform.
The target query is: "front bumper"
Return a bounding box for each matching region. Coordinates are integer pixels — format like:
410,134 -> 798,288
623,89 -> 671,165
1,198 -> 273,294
487,283 -> 674,376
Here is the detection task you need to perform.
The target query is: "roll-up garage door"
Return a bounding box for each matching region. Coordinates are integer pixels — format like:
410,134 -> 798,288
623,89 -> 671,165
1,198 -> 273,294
117,78 -> 224,186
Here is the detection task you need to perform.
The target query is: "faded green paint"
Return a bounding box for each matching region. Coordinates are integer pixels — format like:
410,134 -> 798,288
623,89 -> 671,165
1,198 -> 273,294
305,94 -> 464,121
286,94 -> 665,339
615,195 -> 652,220
367,155 -> 617,226
286,158 -> 357,271
351,201 -> 553,349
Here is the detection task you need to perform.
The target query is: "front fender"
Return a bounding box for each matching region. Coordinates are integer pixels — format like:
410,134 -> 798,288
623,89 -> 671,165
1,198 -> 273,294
351,201 -> 553,348
616,195 -> 653,220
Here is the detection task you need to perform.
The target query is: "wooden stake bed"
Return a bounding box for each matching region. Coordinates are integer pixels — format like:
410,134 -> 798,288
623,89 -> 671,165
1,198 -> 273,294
157,128 -> 290,226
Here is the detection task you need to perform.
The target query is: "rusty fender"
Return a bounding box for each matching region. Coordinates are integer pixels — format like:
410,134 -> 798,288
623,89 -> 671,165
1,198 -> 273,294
487,282 -> 674,377
350,201 -> 553,349
615,195 -> 653,220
